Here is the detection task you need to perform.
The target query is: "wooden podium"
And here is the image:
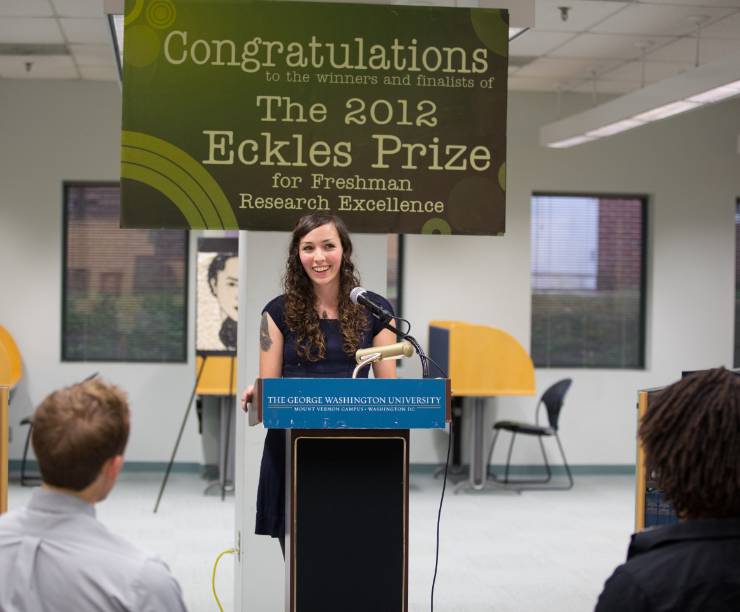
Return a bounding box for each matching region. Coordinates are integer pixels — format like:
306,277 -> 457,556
250,377 -> 450,612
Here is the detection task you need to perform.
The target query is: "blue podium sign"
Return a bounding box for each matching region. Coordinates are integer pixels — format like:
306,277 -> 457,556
260,378 -> 448,429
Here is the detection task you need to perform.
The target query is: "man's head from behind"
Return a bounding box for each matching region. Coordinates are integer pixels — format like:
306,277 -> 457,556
32,378 -> 130,500
640,367 -> 740,520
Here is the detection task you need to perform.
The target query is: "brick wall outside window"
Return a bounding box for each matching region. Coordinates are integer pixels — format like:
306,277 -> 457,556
531,194 -> 646,369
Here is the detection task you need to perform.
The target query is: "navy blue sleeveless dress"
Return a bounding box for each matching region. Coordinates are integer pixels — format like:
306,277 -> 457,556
255,293 -> 393,539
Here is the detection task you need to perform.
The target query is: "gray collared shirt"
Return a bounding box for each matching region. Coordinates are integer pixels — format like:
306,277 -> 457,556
0,488 -> 187,612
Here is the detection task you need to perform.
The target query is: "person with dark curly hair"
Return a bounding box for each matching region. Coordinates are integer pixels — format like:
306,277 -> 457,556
241,213 -> 397,555
595,367 -> 740,612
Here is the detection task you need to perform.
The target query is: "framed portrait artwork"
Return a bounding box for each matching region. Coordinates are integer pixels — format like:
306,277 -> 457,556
196,238 -> 238,356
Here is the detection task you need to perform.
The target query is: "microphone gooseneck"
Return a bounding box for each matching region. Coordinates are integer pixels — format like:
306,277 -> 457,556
350,286 -> 430,378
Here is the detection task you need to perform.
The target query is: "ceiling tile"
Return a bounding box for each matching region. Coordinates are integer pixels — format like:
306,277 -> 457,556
571,79 -> 640,94
534,0 -> 629,33
78,64 -> 118,80
550,33 -> 672,60
695,36 -> 740,60
635,0 -> 740,6
517,56 -> 618,82
648,36 -> 740,63
701,11 -> 740,38
0,0 -> 53,17
59,18 -> 109,44
590,4 -> 736,37
0,17 -> 63,43
510,30 -> 576,56
50,0 -> 104,18
69,44 -> 115,66
0,53 -> 77,78
602,60 -> 695,83
507,75 -> 565,92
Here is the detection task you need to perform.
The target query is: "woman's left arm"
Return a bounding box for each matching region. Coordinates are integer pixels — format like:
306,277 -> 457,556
371,325 -> 398,379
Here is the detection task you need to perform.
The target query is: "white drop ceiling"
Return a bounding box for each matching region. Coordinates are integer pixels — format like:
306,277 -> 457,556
1,0 -> 739,97
511,0 -> 740,94
0,0 -> 116,80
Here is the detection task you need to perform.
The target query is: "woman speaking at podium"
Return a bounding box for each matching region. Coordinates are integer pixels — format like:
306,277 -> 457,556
242,212 -> 397,555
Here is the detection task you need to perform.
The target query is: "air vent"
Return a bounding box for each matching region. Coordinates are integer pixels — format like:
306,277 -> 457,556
0,44 -> 69,56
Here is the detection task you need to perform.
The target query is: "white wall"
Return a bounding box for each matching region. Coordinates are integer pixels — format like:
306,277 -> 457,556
0,80 -> 203,464
1,78 -> 738,470
403,91 -> 739,467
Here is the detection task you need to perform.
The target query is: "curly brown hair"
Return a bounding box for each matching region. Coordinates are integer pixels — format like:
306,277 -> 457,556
283,213 -> 368,361
639,367 -> 740,519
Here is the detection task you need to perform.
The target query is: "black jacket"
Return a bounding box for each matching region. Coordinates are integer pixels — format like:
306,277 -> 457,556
595,518 -> 740,612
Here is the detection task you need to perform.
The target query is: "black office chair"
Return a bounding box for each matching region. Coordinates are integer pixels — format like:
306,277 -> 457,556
19,416 -> 41,487
486,378 -> 573,490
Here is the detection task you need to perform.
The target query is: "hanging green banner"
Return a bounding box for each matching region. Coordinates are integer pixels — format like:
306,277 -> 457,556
121,0 -> 508,235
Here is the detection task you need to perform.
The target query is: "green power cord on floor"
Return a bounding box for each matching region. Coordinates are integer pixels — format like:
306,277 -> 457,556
212,548 -> 236,611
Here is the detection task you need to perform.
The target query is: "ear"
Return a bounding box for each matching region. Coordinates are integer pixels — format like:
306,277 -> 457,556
105,455 -> 125,480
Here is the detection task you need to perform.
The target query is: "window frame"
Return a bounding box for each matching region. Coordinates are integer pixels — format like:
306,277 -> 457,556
61,181 -> 190,363
531,190 -> 648,370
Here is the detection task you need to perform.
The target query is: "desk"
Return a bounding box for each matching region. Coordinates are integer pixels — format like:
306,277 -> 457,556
428,321 -> 535,493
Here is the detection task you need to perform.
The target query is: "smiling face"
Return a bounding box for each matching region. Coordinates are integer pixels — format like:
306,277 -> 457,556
298,222 -> 344,290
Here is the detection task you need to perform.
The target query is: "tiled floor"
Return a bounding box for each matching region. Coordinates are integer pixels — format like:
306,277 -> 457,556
6,471 -> 635,612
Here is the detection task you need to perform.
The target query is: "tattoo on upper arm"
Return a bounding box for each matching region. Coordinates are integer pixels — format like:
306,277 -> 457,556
260,313 -> 273,351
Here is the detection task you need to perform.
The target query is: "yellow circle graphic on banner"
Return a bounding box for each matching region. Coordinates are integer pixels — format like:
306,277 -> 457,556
124,25 -> 160,68
470,10 -> 509,58
121,131 -> 239,230
422,218 -> 452,235
147,0 -> 176,29
498,162 -> 506,191
124,0 -> 144,26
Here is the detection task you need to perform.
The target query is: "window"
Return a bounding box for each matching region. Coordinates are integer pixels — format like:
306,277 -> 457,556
62,183 -> 188,362
531,194 -> 646,368
735,200 -> 740,367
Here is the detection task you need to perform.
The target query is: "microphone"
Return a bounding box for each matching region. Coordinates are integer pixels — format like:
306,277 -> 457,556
350,287 -> 394,321
355,341 -> 414,364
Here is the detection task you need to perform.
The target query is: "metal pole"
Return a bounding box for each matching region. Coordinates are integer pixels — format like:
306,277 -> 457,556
472,398 -> 485,490
154,356 -> 208,513
221,354 -> 236,501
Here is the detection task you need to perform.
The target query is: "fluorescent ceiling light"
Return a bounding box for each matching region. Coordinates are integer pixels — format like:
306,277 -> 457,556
541,50 -> 740,149
548,135 -> 596,148
687,80 -> 740,104
632,100 -> 699,122
586,119 -> 643,138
